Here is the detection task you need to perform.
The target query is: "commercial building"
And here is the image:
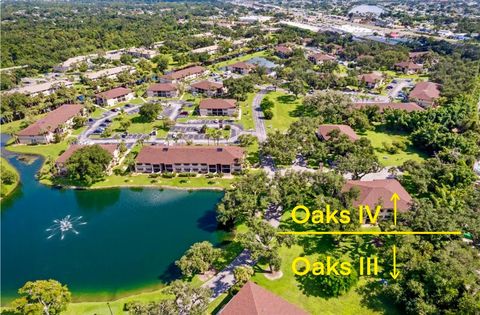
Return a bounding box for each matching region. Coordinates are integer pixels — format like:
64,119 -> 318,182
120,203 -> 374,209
134,145 -> 244,174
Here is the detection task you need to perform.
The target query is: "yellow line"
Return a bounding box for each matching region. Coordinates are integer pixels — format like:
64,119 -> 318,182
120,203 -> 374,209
277,231 -> 462,235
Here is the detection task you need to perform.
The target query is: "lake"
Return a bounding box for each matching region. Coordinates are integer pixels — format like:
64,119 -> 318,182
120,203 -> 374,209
1,140 -> 224,303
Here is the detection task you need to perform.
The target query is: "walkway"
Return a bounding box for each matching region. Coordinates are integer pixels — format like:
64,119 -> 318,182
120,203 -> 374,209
201,204 -> 282,300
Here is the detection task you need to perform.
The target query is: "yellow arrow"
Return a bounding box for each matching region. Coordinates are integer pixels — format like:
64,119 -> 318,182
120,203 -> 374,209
389,245 -> 400,280
390,193 -> 400,226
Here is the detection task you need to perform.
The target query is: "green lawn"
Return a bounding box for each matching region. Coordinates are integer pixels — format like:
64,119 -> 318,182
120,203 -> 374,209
264,91 -> 301,132
110,114 -> 162,135
239,92 -> 256,131
251,243 -> 400,315
1,113 -> 46,134
0,157 -> 20,199
7,142 -> 69,160
361,129 -> 426,167
89,173 -> 234,190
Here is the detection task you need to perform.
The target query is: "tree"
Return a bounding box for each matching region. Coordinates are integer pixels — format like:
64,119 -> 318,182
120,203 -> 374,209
65,145 -> 113,184
238,220 -> 287,273
383,240 -> 480,315
10,280 -> 71,315
231,266 -> 254,293
288,79 -> 305,98
120,53 -> 133,65
72,116 -> 87,129
224,76 -> 254,101
1,166 -> 16,185
152,55 -> 170,73
165,281 -> 211,315
139,103 -> 161,122
261,131 -> 297,166
217,171 -> 274,226
298,256 -> 358,297
237,134 -> 256,147
119,118 -> 132,131
175,241 -> 221,278
127,280 -> 211,315
333,138 -> 380,179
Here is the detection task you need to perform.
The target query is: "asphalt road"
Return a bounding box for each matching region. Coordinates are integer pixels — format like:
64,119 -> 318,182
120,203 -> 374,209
252,89 -> 269,143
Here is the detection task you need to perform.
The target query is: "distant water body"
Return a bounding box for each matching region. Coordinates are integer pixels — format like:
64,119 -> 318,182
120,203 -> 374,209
1,134 -> 224,303
349,5 -> 385,16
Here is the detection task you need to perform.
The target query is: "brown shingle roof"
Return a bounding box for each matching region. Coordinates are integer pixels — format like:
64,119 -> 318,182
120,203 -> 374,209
162,66 -> 206,80
56,144 -> 118,164
275,45 -> 293,54
352,102 -> 424,113
96,87 -> 132,100
342,179 -> 412,211
199,98 -> 237,110
17,104 -> 84,136
358,72 -> 383,84
229,61 -> 256,70
147,83 -> 178,92
136,145 -> 244,165
219,281 -> 308,315
317,124 -> 359,141
394,61 -> 423,70
309,53 -> 335,62
191,80 -> 223,91
409,81 -> 441,102
409,51 -> 429,59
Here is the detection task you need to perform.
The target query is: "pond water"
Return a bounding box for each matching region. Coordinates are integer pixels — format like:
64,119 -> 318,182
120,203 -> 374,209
348,5 -> 385,16
1,136 -> 224,303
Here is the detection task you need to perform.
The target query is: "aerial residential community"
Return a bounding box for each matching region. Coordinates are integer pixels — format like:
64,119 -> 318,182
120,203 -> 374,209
0,0 -> 479,314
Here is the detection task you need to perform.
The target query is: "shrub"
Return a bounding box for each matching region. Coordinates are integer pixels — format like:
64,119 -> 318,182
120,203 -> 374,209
263,109 -> 273,120
223,125 -> 231,130
162,172 -> 175,178
178,172 -> 196,177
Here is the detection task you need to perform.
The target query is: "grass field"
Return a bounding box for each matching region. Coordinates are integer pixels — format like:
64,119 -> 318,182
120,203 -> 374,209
264,91 -> 302,132
7,142 -> 69,160
110,113 -> 163,135
1,113 -> 47,134
239,92 -> 256,131
251,243 -> 400,315
361,129 -> 426,167
0,157 -> 20,198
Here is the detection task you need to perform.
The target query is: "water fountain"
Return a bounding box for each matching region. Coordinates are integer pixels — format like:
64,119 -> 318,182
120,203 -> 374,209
46,215 -> 87,240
